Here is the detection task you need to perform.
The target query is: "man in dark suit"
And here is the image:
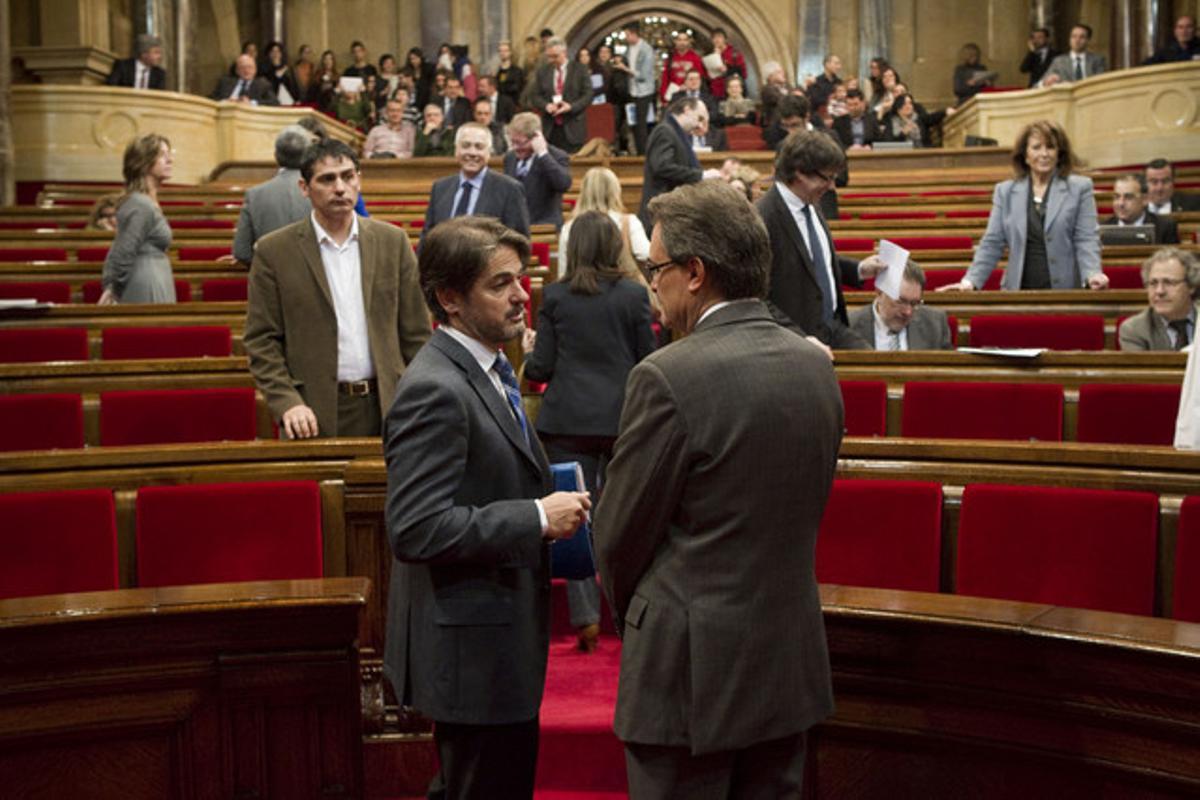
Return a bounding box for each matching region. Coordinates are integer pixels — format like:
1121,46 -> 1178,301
476,75 -> 516,125
232,125 -> 313,265
106,34 -> 166,90
421,123 -> 530,248
384,215 -> 590,799
758,130 -> 880,348
678,68 -> 718,124
638,96 -> 722,229
594,180 -> 843,797
847,261 -> 953,350
831,89 -> 879,149
529,37 -> 593,152
1104,174 -> 1180,244
503,112 -> 572,229
1019,27 -> 1057,87
211,54 -> 279,105
437,75 -> 473,128
1145,158 -> 1200,215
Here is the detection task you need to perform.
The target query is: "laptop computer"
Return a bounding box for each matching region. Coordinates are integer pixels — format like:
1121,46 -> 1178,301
1098,224 -> 1155,246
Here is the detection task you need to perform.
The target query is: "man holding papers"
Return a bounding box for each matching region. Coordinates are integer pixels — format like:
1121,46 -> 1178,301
848,259 -> 953,350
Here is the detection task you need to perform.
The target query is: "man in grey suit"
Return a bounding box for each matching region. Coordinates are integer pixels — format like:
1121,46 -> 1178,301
594,180 -> 844,798
503,112 -> 572,229
848,260 -> 953,350
421,123 -> 530,248
1040,24 -> 1107,86
232,126 -> 313,265
529,37 -> 593,152
384,216 -> 590,798
1119,247 -> 1199,351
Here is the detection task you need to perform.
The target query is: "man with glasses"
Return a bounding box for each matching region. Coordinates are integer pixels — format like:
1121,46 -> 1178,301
848,260 -> 952,350
1119,248 -> 1199,351
757,130 -> 881,348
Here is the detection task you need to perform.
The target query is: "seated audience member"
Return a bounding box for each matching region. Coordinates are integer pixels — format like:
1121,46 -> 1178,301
690,111 -> 727,152
559,167 -> 651,279
476,74 -> 515,125
106,34 -> 166,90
809,54 -> 843,110
953,43 -> 994,105
504,112 -> 572,228
1040,24 -> 1107,86
335,87 -> 373,131
86,194 -> 121,232
832,88 -> 879,149
365,97 -> 417,159
421,122 -> 530,243
212,54 -> 279,105
343,40 -> 378,80
1145,158 -> 1200,214
881,94 -> 929,147
1144,15 -> 1199,63
707,28 -> 747,100
943,120 -> 1107,291
764,95 -> 810,150
293,45 -> 316,100
437,74 -> 473,128
233,125 -> 313,265
759,61 -> 790,128
1020,27 -> 1058,87
413,104 -> 455,157
260,41 -> 299,104
229,41 -> 257,76
1104,174 -> 1180,244
719,75 -> 757,126
678,68 -> 718,124
472,97 -> 508,155
848,260 -> 953,350
1119,248 -> 1199,351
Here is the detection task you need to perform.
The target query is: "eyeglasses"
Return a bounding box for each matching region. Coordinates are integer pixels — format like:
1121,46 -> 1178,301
1147,278 -> 1186,290
643,258 -> 677,281
807,170 -> 839,184
893,297 -> 923,310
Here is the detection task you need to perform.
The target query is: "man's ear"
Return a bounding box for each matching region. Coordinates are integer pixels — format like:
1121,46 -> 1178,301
434,286 -> 462,318
298,178 -> 311,199
686,257 -> 707,293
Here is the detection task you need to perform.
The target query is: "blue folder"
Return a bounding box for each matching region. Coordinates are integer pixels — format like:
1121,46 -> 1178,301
549,462 -> 595,579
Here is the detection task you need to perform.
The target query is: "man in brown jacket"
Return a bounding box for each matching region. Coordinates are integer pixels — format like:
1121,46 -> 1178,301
245,139 -> 431,438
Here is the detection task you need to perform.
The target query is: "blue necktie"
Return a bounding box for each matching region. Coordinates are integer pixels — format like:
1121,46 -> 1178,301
802,205 -> 835,322
492,352 -> 529,442
453,181 -> 473,217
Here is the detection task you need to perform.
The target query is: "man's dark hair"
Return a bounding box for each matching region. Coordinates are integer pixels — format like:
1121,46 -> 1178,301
300,139 -> 359,182
1115,173 -> 1148,193
648,181 -> 770,301
845,88 -> 865,100
1034,26 -> 1051,37
712,27 -> 727,38
419,217 -> 531,323
1146,157 -> 1176,176
379,53 -> 395,67
472,96 -> 492,110
1072,23 -> 1093,38
241,41 -> 256,53
135,34 -> 161,56
540,28 -> 554,38
623,21 -> 641,34
667,95 -> 702,116
351,40 -> 366,50
777,94 -> 810,121
275,126 -> 311,170
774,129 -> 846,184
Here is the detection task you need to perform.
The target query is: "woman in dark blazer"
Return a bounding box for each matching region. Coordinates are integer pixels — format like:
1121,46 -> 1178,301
522,211 -> 656,651
945,119 -> 1109,292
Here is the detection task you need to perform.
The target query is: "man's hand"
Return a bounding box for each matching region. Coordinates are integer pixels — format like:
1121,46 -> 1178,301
935,279 -> 976,292
531,131 -> 549,157
858,254 -> 886,279
521,327 -> 537,354
702,168 -> 724,180
281,404 -> 320,439
1041,74 -> 1062,88
542,491 -> 591,540
97,288 -> 117,305
805,335 -> 835,361
1087,272 -> 1110,290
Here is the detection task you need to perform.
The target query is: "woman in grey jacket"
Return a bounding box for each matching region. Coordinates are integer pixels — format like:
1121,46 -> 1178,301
100,133 -> 175,304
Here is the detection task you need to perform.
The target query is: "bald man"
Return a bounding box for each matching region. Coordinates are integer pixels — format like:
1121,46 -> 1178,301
211,54 -> 279,105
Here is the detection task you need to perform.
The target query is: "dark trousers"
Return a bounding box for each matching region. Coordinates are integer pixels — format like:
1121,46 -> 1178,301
547,121 -> 574,153
624,732 -> 807,800
428,717 -> 540,800
631,94 -> 654,155
336,392 -> 381,437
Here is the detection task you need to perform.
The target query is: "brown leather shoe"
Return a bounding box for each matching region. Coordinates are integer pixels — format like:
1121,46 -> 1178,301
576,623 -> 600,653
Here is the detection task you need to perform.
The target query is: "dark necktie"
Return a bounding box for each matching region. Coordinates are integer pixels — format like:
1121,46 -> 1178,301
1073,57 -> 1083,80
235,78 -> 248,98
492,352 -> 529,442
1169,319 -> 1191,350
453,181 -> 473,217
801,205 -> 835,322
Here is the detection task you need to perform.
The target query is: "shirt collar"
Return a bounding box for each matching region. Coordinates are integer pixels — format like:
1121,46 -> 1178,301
310,211 -> 359,248
458,167 -> 488,188
776,180 -> 815,213
441,324 -> 502,373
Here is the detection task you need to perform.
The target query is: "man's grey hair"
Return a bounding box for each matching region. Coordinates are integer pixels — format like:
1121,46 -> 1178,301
1141,247 -> 1200,293
136,34 -> 162,56
275,125 -> 313,170
903,260 -> 926,289
546,37 -> 567,52
454,122 -> 491,145
507,112 -> 541,140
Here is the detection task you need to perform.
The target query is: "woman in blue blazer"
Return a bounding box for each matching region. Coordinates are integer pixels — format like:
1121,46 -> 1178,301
522,211 -> 656,651
948,120 -> 1108,292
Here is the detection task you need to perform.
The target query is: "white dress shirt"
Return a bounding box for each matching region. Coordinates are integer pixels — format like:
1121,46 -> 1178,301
776,180 -> 839,316
310,212 -> 374,381
134,60 -> 150,89
872,302 -> 908,351
1149,200 -> 1175,215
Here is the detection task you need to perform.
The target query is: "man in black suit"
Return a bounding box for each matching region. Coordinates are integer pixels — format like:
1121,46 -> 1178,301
421,123 -> 530,247
384,215 -> 590,799
831,89 -> 879,149
1145,158 -> 1200,216
211,54 -> 279,105
1105,174 -> 1180,244
638,96 -> 722,229
678,68 -> 718,124
503,112 -> 572,230
757,130 -> 883,348
438,76 -> 473,128
1019,28 -> 1058,87
529,37 -> 593,152
476,75 -> 516,125
106,34 -> 166,90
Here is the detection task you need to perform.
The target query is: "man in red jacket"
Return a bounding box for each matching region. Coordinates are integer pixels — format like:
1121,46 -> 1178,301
660,32 -> 704,103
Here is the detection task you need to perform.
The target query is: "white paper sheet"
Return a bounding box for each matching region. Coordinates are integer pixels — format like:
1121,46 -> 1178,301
874,239 -> 910,300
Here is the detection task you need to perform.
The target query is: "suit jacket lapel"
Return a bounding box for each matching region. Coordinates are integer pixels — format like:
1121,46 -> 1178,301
1043,176 -> 1069,231
296,220 -> 335,311
357,217 -> 377,314
772,188 -> 823,291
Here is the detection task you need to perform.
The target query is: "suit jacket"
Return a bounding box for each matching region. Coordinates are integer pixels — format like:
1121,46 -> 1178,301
383,328 -> 553,724
1042,51 -> 1107,84
757,185 -> 869,348
437,95 -> 473,128
485,92 -> 517,124
1102,211 -> 1180,244
503,145 -> 572,229
966,174 -> 1102,290
1164,194 -> 1200,213
832,113 -> 880,149
1119,305 -> 1199,351
211,74 -> 279,105
848,302 -> 953,349
638,117 -> 703,229
244,215 -> 431,436
529,61 -> 593,149
421,169 -> 530,249
106,58 -> 166,90
232,168 -> 311,263
1019,47 -> 1058,86
594,300 -> 842,754
523,279 -> 656,436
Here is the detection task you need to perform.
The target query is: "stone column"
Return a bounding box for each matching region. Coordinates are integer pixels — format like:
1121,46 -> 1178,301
1029,0 -> 1056,30
0,0 -> 14,205
422,0 -> 451,55
12,0 -> 115,85
796,0 -> 829,84
857,0 -> 892,83
176,0 -> 195,94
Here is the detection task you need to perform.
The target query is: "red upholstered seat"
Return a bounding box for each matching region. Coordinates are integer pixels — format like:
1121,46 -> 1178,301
858,211 -> 938,221
159,200 -> 205,207
100,388 -> 257,446
409,219 -> 425,229
946,314 -> 959,345
176,246 -> 232,260
0,489 -> 118,599
76,247 -> 111,262
839,380 -> 888,437
833,238 -> 874,252
1173,496 -> 1200,623
0,327 -> 89,363
531,241 -> 551,266
0,220 -> 60,230
969,314 -> 1105,350
842,192 -> 907,199
889,236 -> 973,250
0,247 -> 69,262
584,103 -> 616,143
0,281 -> 71,303
201,277 -> 248,301
0,393 -> 84,451
168,219 -> 235,229
1104,265 -> 1143,289
956,483 -> 1158,615
136,481 -> 324,587
817,479 -> 942,592
723,124 -> 767,151
902,381 -> 1063,441
945,209 -> 992,219
1076,383 -> 1181,446
101,325 -> 231,359
917,189 -> 992,197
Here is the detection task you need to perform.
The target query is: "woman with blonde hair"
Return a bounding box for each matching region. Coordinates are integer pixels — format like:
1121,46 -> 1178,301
558,167 -> 650,280
99,133 -> 175,304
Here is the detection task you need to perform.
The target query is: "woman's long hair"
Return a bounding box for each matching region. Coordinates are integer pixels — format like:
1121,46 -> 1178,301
121,133 -> 170,197
571,167 -> 625,218
563,211 -> 625,295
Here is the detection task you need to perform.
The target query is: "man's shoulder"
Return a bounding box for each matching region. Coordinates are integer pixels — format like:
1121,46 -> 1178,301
256,216 -> 310,254
483,170 -> 524,193
846,303 -> 871,325
431,173 -> 459,192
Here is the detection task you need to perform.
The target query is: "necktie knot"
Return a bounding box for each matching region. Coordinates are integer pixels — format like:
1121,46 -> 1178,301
1169,319 -> 1191,350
